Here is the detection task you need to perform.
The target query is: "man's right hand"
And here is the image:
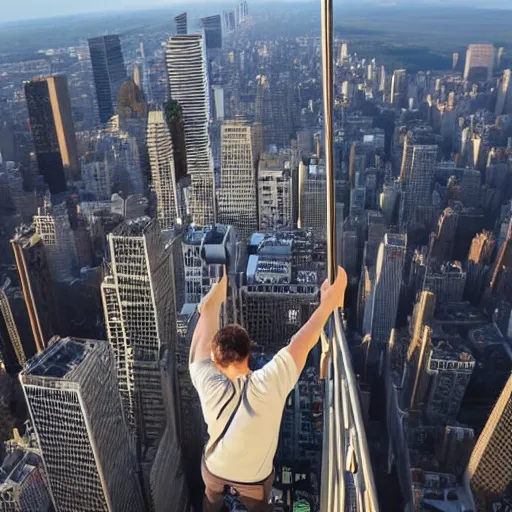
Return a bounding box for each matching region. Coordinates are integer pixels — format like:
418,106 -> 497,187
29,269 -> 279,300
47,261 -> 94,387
320,266 -> 348,311
198,267 -> 228,313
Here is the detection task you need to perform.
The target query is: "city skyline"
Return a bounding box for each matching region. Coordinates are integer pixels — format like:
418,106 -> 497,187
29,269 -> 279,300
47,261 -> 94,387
1,0 -> 512,511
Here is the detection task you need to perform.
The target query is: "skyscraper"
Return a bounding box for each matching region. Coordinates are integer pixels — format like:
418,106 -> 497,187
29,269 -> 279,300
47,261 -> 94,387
424,262 -> 467,304
0,448 -> 53,512
0,279 -> 37,372
464,44 -> 495,82
218,121 -> 257,240
174,12 -> 187,35
424,341 -> 475,424
400,142 -> 437,226
20,337 -> 144,512
495,69 -> 512,116
368,233 -> 407,350
88,35 -> 127,124
459,168 -> 481,208
101,218 -> 177,445
165,35 -> 215,225
467,372 -> 512,497
468,231 -> 496,265
147,111 -> 181,229
258,155 -> 294,231
33,200 -> 79,283
25,76 -> 79,193
390,69 -> 408,107
11,226 -> 60,354
118,79 -> 147,133
200,14 -> 223,50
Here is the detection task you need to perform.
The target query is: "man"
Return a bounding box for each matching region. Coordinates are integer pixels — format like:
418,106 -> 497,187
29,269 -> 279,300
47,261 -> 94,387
189,267 -> 347,511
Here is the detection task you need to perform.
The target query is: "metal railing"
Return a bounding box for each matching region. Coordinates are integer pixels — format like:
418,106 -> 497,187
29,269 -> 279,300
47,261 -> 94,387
319,0 -> 380,508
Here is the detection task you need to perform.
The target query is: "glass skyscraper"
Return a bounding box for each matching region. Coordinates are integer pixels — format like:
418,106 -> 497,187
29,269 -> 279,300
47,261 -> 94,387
88,35 -> 127,124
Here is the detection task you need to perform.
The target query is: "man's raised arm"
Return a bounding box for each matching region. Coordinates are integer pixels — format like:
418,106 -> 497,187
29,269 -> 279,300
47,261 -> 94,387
189,270 -> 228,365
287,267 -> 347,374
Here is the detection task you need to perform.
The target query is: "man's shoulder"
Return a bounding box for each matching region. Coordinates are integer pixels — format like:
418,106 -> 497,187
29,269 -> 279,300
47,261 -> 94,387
251,347 -> 297,387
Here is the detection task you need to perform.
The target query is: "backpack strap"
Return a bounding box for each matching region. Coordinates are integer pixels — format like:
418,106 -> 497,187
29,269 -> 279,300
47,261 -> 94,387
206,379 -> 247,459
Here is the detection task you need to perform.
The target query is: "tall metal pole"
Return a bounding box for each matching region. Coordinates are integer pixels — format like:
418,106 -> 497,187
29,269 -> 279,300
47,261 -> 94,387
321,0 -> 336,285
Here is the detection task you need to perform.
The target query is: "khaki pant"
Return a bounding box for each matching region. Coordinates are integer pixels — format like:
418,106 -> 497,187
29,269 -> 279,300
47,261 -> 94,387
201,457 -> 274,512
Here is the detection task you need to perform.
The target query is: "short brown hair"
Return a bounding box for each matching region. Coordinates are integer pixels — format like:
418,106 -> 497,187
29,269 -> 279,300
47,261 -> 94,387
212,324 -> 253,367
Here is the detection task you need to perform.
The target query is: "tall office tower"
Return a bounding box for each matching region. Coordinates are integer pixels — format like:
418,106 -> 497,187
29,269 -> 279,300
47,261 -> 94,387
459,168 -> 481,207
34,200 -> 78,282
366,211 -> 386,267
368,234 -> 407,352
467,373 -> 512,498
468,231 -> 496,264
21,337 -> 144,512
133,63 -> 142,90
400,142 -> 437,226
380,181 -> 400,226
0,448 -> 53,511
0,119 -> 16,162
495,69 -> 512,116
390,69 -> 408,107
453,52 -> 460,70
424,341 -> 475,424
299,178 -> 327,239
166,35 -> 215,225
404,292 -> 437,409
200,15 -> 223,51
490,232 -> 512,299
218,121 -> 258,240
101,218 -> 177,446
464,44 -> 495,81
348,142 -> 366,189
223,10 -> 236,31
24,76 -> 79,193
118,79 -> 147,134
424,262 -> 467,304
429,207 -> 459,262
497,47 -> 505,67
336,42 -> 348,64
255,75 -> 273,149
88,35 -> 127,124
342,229 -> 359,280
0,279 -> 37,372
11,226 -> 60,354
236,0 -> 249,25
258,155 -> 294,231
438,425 -> 475,478
147,111 -> 181,230
174,12 -> 187,35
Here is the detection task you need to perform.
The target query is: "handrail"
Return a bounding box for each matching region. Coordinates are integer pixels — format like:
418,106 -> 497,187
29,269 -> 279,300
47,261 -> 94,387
321,0 -> 336,285
333,309 -> 380,512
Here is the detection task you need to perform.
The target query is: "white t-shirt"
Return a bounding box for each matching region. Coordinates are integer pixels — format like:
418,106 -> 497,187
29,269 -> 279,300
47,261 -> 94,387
189,347 -> 299,483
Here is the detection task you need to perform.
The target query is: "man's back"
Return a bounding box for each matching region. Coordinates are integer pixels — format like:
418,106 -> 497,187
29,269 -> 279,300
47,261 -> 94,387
190,347 -> 299,483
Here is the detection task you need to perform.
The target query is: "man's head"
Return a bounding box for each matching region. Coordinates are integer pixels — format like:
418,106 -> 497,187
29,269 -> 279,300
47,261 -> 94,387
212,324 -> 253,368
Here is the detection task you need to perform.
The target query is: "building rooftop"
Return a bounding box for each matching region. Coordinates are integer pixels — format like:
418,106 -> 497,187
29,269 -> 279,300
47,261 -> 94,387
25,338 -> 87,379
434,302 -> 488,325
111,216 -> 154,237
429,339 -> 475,365
184,225 -> 229,245
0,451 -> 41,491
385,233 -> 407,248
468,323 -> 512,361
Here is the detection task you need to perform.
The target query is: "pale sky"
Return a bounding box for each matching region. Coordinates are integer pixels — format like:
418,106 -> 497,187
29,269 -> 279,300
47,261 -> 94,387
2,0 -> 209,23
2,0 -> 510,23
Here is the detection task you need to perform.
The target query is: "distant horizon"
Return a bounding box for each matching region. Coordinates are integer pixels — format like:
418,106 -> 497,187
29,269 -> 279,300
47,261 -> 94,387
3,0 -> 512,25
